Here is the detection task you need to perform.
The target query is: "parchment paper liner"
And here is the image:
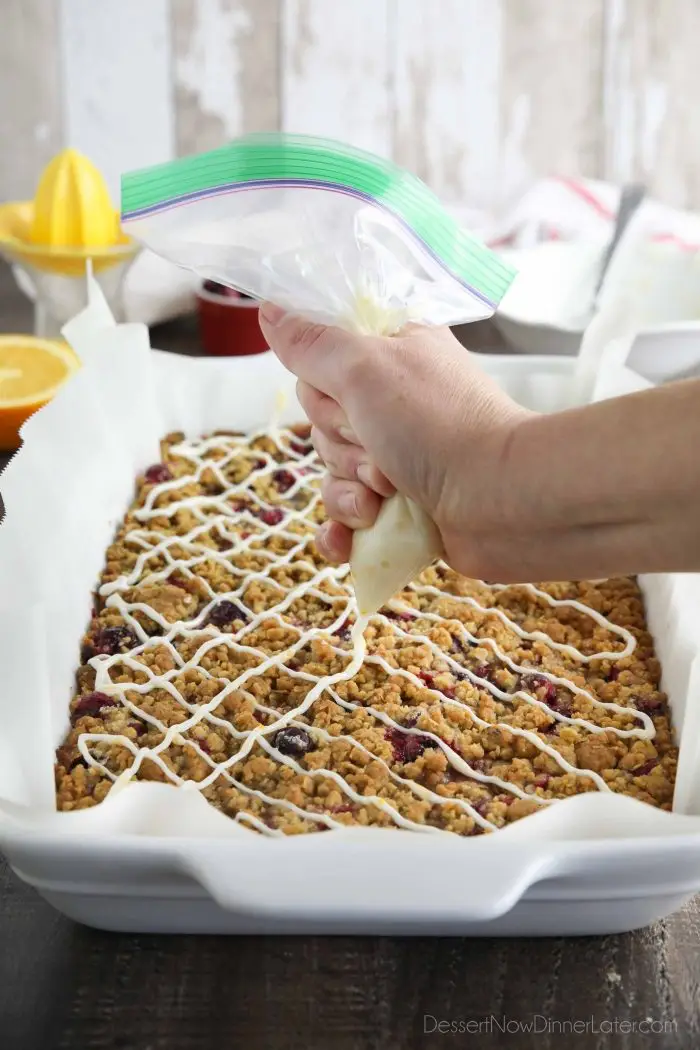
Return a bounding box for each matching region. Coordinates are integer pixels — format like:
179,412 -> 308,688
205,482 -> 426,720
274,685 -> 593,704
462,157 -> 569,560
1,276 -> 700,851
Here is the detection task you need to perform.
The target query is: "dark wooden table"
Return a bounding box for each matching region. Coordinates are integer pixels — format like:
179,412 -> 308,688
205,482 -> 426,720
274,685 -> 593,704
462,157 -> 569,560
1,261 -> 698,1050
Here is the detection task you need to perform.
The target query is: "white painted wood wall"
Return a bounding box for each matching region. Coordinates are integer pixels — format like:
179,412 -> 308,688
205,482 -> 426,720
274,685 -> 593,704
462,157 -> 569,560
1,0 -> 697,212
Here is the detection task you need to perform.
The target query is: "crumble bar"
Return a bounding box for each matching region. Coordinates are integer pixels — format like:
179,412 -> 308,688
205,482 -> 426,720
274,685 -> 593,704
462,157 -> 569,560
55,426 -> 678,836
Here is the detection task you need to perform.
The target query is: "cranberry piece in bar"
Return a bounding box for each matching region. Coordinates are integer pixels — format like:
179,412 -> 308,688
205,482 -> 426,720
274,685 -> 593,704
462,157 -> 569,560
259,507 -> 284,527
94,625 -> 138,655
523,673 -> 558,706
144,463 -> 172,485
633,759 -> 659,776
385,726 -> 437,763
71,692 -> 117,720
273,726 -> 314,756
207,600 -> 248,627
633,695 -> 663,715
273,469 -> 296,492
290,440 -> 313,456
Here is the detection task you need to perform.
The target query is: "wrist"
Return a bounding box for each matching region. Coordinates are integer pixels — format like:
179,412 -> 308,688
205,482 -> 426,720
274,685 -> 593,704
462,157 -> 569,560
488,404 -> 539,532
434,401 -> 537,576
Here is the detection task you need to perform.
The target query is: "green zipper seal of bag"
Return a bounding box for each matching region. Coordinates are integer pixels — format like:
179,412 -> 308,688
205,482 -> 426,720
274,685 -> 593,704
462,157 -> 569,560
122,134 -> 515,308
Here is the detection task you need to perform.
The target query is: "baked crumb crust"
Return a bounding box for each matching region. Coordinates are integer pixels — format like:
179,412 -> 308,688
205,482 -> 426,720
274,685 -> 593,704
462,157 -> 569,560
55,427 -> 678,836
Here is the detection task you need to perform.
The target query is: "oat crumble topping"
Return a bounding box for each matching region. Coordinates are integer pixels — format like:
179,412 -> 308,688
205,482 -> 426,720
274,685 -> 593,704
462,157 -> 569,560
54,426 -> 678,836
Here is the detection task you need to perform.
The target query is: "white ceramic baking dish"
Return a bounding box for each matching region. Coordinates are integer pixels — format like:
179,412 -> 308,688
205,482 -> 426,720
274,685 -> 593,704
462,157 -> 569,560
2,287 -> 700,936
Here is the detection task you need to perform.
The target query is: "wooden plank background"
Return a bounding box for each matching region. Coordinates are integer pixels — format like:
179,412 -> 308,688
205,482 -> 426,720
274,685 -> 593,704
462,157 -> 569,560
0,0 -> 63,202
1,0 -> 698,212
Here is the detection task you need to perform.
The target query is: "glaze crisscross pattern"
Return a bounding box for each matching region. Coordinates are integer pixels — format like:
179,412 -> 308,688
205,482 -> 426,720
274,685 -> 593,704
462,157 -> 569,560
55,428 -> 678,835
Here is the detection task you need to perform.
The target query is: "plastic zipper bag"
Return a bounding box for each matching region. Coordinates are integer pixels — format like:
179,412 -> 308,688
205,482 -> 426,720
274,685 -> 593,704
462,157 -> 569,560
121,133 -> 515,614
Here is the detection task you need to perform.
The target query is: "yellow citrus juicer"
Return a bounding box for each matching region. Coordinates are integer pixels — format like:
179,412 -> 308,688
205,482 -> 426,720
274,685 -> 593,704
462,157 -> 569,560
0,149 -> 138,337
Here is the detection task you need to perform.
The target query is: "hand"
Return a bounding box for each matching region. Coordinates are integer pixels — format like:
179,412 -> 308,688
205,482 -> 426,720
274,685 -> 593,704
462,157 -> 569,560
259,305 -> 530,579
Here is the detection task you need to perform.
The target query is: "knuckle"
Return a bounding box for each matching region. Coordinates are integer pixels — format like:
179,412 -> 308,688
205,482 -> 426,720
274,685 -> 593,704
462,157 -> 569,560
337,444 -> 360,478
286,320 -> 327,355
321,477 -> 342,516
311,392 -> 339,433
273,320 -> 329,376
321,399 -> 346,437
313,429 -> 360,480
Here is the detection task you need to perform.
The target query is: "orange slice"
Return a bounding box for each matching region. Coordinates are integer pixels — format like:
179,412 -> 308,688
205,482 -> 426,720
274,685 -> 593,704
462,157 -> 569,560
0,335 -> 79,451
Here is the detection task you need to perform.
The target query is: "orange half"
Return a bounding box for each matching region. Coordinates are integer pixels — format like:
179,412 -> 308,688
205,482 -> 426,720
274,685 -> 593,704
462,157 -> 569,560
0,335 -> 79,451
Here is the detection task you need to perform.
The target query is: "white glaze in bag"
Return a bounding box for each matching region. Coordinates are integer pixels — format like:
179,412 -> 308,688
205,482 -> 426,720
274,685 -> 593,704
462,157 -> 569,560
351,493 -> 442,615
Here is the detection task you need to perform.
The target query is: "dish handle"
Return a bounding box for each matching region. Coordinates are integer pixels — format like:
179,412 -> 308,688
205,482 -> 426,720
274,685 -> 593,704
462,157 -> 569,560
179,837 -> 555,922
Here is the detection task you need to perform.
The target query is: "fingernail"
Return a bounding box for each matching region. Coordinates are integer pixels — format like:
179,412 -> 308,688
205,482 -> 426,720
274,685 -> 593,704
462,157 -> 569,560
356,463 -> 374,489
357,461 -> 394,498
259,302 -> 287,327
338,489 -> 359,520
316,522 -> 335,559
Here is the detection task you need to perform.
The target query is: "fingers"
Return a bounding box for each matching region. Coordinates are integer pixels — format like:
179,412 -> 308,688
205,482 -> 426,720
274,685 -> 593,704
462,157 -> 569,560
259,305 -> 396,564
311,427 -> 395,497
321,475 -> 382,530
316,520 -> 353,564
312,426 -> 359,475
296,381 -> 358,444
315,454 -> 388,566
316,476 -> 385,564
259,304 -> 371,400
296,378 -> 394,497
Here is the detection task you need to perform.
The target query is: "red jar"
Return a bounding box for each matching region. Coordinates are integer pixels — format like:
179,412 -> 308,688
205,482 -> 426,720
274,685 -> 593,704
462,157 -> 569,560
196,281 -> 269,357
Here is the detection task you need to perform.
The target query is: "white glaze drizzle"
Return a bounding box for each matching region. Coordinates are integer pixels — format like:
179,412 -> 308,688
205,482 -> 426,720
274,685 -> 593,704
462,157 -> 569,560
412,578 -> 637,662
384,603 -> 650,738
74,429 -> 647,837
